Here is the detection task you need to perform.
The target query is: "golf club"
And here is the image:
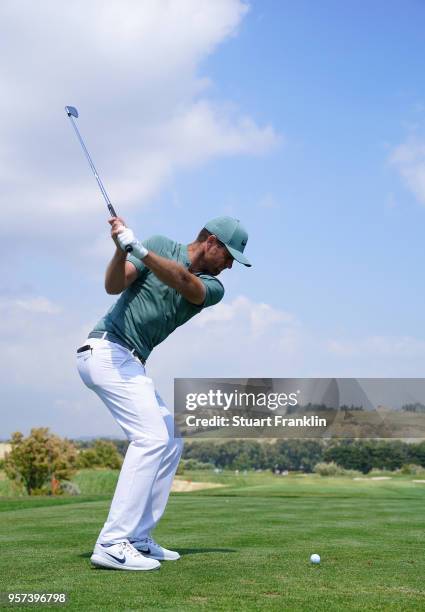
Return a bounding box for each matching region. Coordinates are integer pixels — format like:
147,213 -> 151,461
65,105 -> 132,252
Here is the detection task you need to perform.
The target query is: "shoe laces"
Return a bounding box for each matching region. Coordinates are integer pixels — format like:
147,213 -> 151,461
141,536 -> 156,546
120,541 -> 142,558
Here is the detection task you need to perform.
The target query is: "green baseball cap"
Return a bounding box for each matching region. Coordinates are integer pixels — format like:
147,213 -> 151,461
204,216 -> 251,267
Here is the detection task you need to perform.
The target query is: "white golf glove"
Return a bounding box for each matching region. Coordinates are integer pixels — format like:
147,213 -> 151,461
117,227 -> 148,260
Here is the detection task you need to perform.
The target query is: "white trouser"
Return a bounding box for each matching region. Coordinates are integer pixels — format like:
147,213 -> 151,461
76,338 -> 183,544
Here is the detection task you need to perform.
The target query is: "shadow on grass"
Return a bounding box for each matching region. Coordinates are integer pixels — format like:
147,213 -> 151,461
165,548 -> 236,555
79,547 -> 236,559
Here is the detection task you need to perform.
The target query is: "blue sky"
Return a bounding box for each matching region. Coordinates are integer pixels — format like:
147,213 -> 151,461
1,0 -> 425,438
204,0 -> 425,328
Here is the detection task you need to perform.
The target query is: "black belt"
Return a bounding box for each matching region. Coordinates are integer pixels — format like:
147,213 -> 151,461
82,331 -> 146,365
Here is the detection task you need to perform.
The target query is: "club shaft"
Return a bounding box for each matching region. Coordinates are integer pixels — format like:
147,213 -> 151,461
68,115 -> 117,218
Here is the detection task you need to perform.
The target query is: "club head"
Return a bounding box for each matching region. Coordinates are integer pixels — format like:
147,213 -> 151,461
65,105 -> 79,118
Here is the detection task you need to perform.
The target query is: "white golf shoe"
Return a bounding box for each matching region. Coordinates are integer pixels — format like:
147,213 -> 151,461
91,539 -> 161,571
130,536 -> 180,561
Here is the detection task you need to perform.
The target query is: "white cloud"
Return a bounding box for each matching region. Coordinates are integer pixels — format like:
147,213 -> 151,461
1,290 -> 425,437
13,297 -> 62,314
195,295 -> 294,336
149,297 -> 425,408
148,295 -> 310,405
389,137 -> 425,205
0,0 -> 279,235
0,295 -> 62,315
107,100 -> 279,210
0,291 -> 114,437
0,295 -> 88,388
0,0 -> 284,438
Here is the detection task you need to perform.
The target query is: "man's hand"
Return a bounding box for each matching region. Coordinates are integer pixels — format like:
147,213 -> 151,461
109,217 -> 127,249
108,217 -> 148,260
117,227 -> 149,260
104,217 -> 142,293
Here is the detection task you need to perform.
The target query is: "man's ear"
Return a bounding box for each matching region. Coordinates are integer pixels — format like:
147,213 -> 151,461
205,234 -> 216,250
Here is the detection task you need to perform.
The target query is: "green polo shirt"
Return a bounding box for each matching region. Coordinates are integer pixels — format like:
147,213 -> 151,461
92,235 -> 224,360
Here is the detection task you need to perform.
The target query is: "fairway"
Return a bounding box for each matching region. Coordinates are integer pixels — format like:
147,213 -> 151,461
1,474 -> 425,611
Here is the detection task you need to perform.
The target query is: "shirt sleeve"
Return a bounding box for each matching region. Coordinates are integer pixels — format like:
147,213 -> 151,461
195,274 -> 225,308
125,235 -> 165,277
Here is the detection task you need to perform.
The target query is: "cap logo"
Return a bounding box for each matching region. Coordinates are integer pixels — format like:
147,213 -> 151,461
241,239 -> 247,247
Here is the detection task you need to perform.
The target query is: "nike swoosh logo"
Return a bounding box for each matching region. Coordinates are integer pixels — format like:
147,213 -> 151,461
106,552 -> 126,564
140,547 -> 151,555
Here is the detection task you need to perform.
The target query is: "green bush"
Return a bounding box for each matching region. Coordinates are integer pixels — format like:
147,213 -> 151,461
314,462 -> 345,476
397,464 -> 425,476
4,428 -> 78,495
72,469 -> 119,496
314,462 -> 362,477
76,440 -> 122,470
177,458 -> 214,474
60,480 -> 81,495
368,469 -> 394,477
0,471 -> 26,496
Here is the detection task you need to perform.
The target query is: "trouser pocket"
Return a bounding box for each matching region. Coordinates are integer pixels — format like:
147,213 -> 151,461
76,340 -> 137,389
77,344 -> 92,355
76,344 -> 95,388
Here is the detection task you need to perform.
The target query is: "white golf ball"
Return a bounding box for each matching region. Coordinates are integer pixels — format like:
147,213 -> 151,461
310,554 -> 321,564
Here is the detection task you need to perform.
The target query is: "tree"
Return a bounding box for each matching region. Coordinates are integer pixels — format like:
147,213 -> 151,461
324,440 -> 410,474
407,441 -> 425,467
4,428 -> 78,495
271,440 -> 324,472
76,440 -> 123,469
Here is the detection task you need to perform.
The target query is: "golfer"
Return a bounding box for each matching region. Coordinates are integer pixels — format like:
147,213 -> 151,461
76,215 -> 251,570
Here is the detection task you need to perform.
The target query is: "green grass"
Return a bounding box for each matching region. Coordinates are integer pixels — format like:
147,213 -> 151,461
72,468 -> 121,496
0,472 -> 425,610
0,470 -> 23,496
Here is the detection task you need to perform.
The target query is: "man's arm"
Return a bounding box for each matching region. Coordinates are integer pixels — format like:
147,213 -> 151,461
106,217 -> 206,304
105,248 -> 138,295
104,216 -> 138,294
142,251 -> 206,305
